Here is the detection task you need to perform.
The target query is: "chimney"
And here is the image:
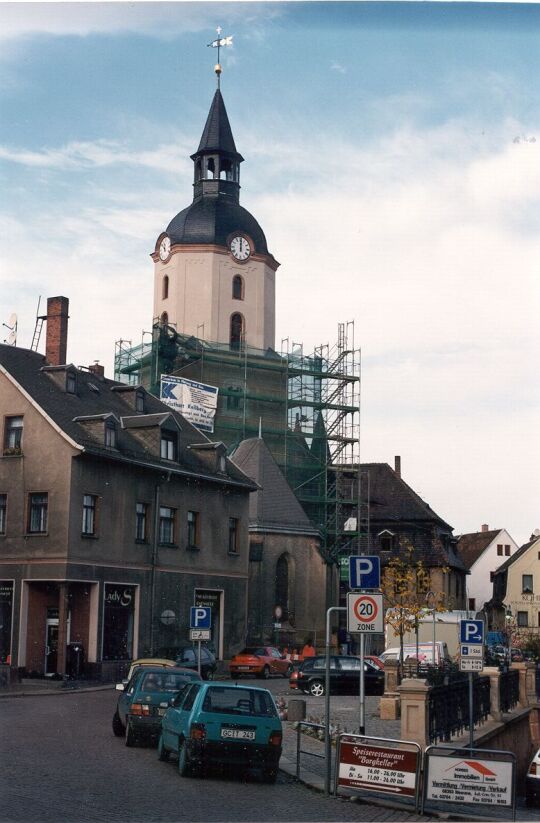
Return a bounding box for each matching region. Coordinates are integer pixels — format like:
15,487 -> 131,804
481,523 -> 489,532
394,455 -> 401,478
88,362 -> 105,378
45,296 -> 69,366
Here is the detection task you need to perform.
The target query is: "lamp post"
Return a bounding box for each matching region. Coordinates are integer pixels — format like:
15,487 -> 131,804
505,607 -> 513,668
426,591 -> 437,665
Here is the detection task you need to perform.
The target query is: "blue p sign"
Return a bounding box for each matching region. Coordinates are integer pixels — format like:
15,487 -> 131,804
349,555 -> 381,590
460,619 -> 484,644
190,606 -> 211,629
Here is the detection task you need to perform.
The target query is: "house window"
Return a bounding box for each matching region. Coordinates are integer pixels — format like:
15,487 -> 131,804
159,506 -> 175,545
3,416 -> 23,454
230,313 -> 244,350
522,574 -> 534,594
232,275 -> 244,300
226,387 -> 242,410
228,517 -> 239,553
135,390 -> 145,413
490,571 -> 495,582
105,420 -> 116,448
504,545 -> 511,556
160,430 -> 177,461
135,503 -> 147,542
0,494 -> 7,534
82,494 -> 97,536
517,611 -> 529,627
28,493 -> 48,534
497,544 -> 503,556
468,598 -> 476,611
162,275 -> 169,300
66,372 -> 76,394
187,510 -> 200,548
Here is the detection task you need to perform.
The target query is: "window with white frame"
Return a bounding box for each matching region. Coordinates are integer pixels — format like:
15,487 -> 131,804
28,493 -> 48,533
82,494 -> 98,536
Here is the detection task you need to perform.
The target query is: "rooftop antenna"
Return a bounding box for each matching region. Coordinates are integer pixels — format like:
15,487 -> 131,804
2,312 -> 17,346
207,26 -> 233,89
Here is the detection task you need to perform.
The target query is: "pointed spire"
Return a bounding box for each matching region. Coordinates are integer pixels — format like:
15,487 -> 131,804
196,89 -> 242,159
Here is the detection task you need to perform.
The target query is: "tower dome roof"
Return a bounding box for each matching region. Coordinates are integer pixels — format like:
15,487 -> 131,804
167,197 -> 268,255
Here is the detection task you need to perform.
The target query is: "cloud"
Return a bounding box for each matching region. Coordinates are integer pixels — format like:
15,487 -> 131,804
330,61 -> 346,74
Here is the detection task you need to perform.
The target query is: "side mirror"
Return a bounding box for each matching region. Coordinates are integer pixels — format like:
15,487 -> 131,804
115,683 -> 125,692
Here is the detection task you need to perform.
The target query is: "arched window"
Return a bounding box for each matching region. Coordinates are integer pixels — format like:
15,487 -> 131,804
206,157 -> 216,179
230,313 -> 244,350
232,275 -> 244,301
276,554 -> 289,622
160,311 -> 168,326
162,275 -> 169,300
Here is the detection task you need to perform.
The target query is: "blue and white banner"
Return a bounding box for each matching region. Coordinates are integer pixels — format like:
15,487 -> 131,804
160,375 -> 218,433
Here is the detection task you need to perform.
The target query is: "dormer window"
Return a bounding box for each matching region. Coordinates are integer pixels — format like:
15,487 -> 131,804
135,390 -> 145,413
161,429 -> 177,461
66,371 -> 77,394
105,419 -> 117,448
378,530 -> 395,552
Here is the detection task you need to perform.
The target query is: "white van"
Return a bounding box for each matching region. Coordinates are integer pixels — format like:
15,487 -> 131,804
380,641 -> 450,665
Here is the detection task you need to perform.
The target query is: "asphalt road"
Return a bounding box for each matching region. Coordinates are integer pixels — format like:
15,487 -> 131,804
1,685 -> 429,823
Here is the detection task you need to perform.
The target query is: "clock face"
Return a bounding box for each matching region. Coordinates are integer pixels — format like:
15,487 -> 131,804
230,235 -> 251,261
159,236 -> 171,261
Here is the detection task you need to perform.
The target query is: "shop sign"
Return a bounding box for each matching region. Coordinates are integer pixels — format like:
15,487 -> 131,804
195,590 -> 220,610
426,754 -> 513,807
104,585 -> 134,608
338,741 -> 418,797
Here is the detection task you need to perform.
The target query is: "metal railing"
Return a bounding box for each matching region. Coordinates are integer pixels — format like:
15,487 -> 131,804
428,675 -> 490,744
499,668 -> 520,713
295,721 -> 326,782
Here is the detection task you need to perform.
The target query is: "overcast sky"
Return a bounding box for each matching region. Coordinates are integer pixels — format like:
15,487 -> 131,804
0,2 -> 538,545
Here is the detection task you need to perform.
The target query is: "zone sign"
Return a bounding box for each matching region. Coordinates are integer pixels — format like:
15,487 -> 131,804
347,592 -> 384,633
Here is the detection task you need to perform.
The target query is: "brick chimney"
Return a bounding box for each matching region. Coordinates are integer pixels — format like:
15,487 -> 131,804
481,523 -> 489,532
45,296 -> 69,366
394,455 -> 401,478
88,362 -> 105,378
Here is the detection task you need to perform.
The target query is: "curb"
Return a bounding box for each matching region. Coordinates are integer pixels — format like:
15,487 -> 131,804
0,684 -> 114,699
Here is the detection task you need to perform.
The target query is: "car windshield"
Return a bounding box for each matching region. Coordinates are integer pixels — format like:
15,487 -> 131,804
238,647 -> 266,657
201,687 -> 278,717
140,672 -> 196,692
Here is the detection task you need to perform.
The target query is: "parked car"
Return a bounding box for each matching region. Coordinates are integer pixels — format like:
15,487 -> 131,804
365,654 -> 384,670
171,646 -> 217,680
381,642 -> 450,665
122,657 -> 177,686
229,646 -> 292,679
526,746 -> 540,807
158,682 -> 282,782
112,665 -> 201,745
294,655 -> 385,697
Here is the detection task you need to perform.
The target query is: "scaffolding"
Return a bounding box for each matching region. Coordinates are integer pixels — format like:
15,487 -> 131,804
114,321 -> 368,566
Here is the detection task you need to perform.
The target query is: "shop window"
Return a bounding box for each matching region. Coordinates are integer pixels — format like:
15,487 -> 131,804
522,574 -> 533,594
0,581 -> 14,664
28,493 -> 48,534
160,429 -> 177,461
82,494 -> 98,536
0,494 -> 6,535
102,584 -> 135,661
3,416 -> 23,455
135,502 -> 147,542
517,611 -> 529,627
159,506 -> 175,545
228,517 -> 239,554
232,275 -> 244,300
187,510 -> 200,549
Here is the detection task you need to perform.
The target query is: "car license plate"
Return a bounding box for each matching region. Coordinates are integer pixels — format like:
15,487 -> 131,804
221,728 -> 255,740
238,666 -> 250,670
158,708 -> 166,716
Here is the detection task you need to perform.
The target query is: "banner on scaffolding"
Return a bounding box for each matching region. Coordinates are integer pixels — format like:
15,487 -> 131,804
160,375 -> 219,433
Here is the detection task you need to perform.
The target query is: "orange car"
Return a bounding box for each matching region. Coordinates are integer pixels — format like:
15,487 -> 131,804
229,646 -> 293,679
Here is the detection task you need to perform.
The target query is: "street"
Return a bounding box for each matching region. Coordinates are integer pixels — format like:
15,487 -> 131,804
1,683 -> 427,823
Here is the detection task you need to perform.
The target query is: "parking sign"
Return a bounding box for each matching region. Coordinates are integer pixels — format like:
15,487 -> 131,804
349,555 -> 381,589
460,619 -> 484,645
190,606 -> 211,630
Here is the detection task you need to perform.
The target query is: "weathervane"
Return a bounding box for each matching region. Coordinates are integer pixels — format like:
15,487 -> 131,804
207,26 -> 233,88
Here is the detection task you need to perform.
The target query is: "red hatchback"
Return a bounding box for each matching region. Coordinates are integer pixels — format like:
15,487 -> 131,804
229,646 -> 292,679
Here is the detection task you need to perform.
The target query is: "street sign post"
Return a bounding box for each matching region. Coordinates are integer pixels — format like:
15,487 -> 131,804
461,644 -> 482,658
459,619 -> 485,748
190,606 -> 212,676
460,658 -> 484,672
347,592 -> 384,634
348,555 -> 381,590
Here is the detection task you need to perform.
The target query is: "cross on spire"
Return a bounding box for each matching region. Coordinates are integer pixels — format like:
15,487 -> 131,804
207,26 -> 233,89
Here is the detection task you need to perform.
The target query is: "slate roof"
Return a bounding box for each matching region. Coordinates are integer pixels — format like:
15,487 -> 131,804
195,89 -> 243,160
456,529 -> 501,570
0,344 -> 256,490
167,197 -> 269,255
363,462 -> 452,529
231,437 -> 319,536
493,534 -> 540,576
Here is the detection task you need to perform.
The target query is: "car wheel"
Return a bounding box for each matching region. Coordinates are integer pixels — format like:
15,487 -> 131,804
284,664 -> 293,678
309,680 -> 325,697
157,734 -> 169,762
262,768 -> 278,784
178,739 -> 191,777
125,720 -> 137,747
261,665 -> 270,680
112,710 -> 124,737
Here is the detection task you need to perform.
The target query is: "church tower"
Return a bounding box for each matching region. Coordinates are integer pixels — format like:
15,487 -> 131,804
152,89 -> 278,351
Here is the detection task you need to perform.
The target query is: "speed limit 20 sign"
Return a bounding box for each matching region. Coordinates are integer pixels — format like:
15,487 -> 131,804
347,592 -> 384,633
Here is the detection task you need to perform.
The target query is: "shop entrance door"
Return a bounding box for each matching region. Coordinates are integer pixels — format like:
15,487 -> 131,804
44,618 -> 59,675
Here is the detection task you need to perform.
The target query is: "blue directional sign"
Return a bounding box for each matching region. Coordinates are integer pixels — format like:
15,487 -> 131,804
190,606 -> 211,630
460,619 -> 484,645
349,555 -> 381,589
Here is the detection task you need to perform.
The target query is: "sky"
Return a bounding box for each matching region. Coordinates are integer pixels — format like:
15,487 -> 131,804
0,1 -> 538,546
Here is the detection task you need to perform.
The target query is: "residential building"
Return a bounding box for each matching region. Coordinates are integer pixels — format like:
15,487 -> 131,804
457,524 -> 519,612
492,531 -> 540,631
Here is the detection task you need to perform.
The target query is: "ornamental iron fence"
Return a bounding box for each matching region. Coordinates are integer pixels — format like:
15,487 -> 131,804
499,668 -> 520,713
428,674 -> 490,745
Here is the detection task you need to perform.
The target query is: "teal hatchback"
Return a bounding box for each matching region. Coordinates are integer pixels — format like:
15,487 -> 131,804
158,682 -> 282,782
